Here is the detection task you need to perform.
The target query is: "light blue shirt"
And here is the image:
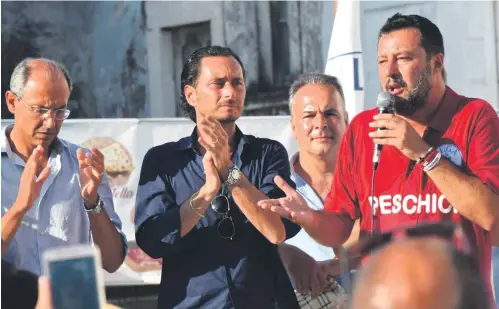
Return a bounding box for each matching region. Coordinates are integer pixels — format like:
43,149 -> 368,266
1,125 -> 127,275
285,153 -> 335,262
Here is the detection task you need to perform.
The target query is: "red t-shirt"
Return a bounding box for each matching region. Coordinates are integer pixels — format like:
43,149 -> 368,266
325,86 -> 499,292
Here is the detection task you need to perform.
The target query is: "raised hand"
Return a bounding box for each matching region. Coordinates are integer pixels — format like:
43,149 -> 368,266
77,147 -> 105,205
201,151 -> 222,198
257,175 -> 315,226
369,113 -> 430,161
16,145 -> 51,209
197,113 -> 232,180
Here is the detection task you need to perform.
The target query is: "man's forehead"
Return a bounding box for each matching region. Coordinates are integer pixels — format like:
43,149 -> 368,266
296,95 -> 321,107
23,80 -> 68,95
21,77 -> 69,105
294,85 -> 341,106
378,28 -> 423,52
379,27 -> 422,40
199,56 -> 243,76
23,71 -> 69,91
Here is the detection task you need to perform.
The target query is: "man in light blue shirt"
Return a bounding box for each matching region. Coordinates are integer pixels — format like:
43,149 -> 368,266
1,57 -> 127,275
279,73 -> 359,307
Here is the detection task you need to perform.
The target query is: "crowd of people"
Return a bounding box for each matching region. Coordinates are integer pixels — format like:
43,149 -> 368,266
2,12 -> 499,309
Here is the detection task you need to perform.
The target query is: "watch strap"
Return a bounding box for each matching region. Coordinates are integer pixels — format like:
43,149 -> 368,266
84,195 -> 104,214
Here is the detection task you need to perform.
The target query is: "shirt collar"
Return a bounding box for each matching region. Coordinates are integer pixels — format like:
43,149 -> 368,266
289,152 -> 299,173
427,86 -> 462,133
289,152 -> 306,187
288,152 -> 324,209
1,124 -> 66,160
178,125 -> 250,156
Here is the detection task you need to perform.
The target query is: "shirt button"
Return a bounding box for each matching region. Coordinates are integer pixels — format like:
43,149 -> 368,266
39,227 -> 48,235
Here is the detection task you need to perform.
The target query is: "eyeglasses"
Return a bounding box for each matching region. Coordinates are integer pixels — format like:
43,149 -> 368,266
210,195 -> 235,240
14,94 -> 71,120
337,221 -> 471,302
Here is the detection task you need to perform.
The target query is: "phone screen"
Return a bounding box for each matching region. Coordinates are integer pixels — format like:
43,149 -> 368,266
47,256 -> 101,309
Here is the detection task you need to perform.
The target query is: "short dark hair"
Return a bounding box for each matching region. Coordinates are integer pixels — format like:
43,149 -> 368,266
378,13 -> 444,57
288,73 -> 345,114
179,45 -> 246,122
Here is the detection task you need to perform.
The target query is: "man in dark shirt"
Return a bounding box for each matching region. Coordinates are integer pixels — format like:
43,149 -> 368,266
134,45 -> 301,309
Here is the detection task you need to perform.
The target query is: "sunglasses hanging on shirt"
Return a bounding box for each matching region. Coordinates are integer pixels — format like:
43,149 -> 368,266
210,193 -> 236,240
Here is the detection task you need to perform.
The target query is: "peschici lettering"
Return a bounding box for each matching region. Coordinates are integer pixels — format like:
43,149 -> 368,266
368,194 -> 459,215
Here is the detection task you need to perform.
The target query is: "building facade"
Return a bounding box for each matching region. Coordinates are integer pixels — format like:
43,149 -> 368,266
2,1 -> 496,120
1,1 -> 150,119
145,1 -> 329,117
146,1 -> 499,116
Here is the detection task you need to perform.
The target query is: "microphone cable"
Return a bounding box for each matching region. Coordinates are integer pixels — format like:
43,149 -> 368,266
370,91 -> 395,256
370,162 -> 378,257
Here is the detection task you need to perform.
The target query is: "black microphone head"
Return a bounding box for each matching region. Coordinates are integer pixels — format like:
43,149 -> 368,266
376,91 -> 395,113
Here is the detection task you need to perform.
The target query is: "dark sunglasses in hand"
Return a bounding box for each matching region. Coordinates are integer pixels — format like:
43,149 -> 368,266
210,195 -> 235,240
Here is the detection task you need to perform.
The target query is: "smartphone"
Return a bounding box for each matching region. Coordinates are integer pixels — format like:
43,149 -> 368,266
42,245 -> 106,309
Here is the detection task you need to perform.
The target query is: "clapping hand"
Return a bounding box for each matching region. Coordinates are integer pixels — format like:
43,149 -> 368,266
197,113 -> 232,180
77,148 -> 105,205
15,145 -> 51,210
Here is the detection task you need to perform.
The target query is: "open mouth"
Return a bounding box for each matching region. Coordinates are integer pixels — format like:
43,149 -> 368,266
387,84 -> 405,96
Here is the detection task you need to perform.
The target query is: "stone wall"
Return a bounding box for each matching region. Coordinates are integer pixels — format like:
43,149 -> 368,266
145,1 -> 326,117
1,0 -> 330,119
1,1 -> 149,119
223,1 -> 260,91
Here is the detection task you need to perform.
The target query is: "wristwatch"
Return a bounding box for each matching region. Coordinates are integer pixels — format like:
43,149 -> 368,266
84,195 -> 104,214
224,164 -> 242,187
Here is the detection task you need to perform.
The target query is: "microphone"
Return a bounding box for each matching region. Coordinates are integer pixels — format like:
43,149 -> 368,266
372,91 -> 395,171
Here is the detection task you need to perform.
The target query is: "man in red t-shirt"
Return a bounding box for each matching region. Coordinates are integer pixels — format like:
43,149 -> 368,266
259,13 -> 499,299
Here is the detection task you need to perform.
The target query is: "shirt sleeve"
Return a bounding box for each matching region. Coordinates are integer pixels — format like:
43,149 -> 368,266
324,120 -> 361,221
260,142 -> 301,240
96,172 -> 128,261
134,147 -> 197,259
466,101 -> 499,195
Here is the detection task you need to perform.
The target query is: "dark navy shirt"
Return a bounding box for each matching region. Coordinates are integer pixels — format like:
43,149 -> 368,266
135,127 -> 301,309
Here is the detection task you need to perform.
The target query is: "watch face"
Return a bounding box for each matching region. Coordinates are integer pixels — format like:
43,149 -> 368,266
231,168 -> 241,180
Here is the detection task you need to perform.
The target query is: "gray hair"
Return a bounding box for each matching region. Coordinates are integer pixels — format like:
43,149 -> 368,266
10,57 -> 73,98
288,72 -> 345,114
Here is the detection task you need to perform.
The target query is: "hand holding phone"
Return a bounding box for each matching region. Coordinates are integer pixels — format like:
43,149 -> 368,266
42,245 -> 106,309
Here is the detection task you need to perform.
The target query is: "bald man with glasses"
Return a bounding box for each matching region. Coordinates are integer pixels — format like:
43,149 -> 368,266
1,57 -> 127,276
